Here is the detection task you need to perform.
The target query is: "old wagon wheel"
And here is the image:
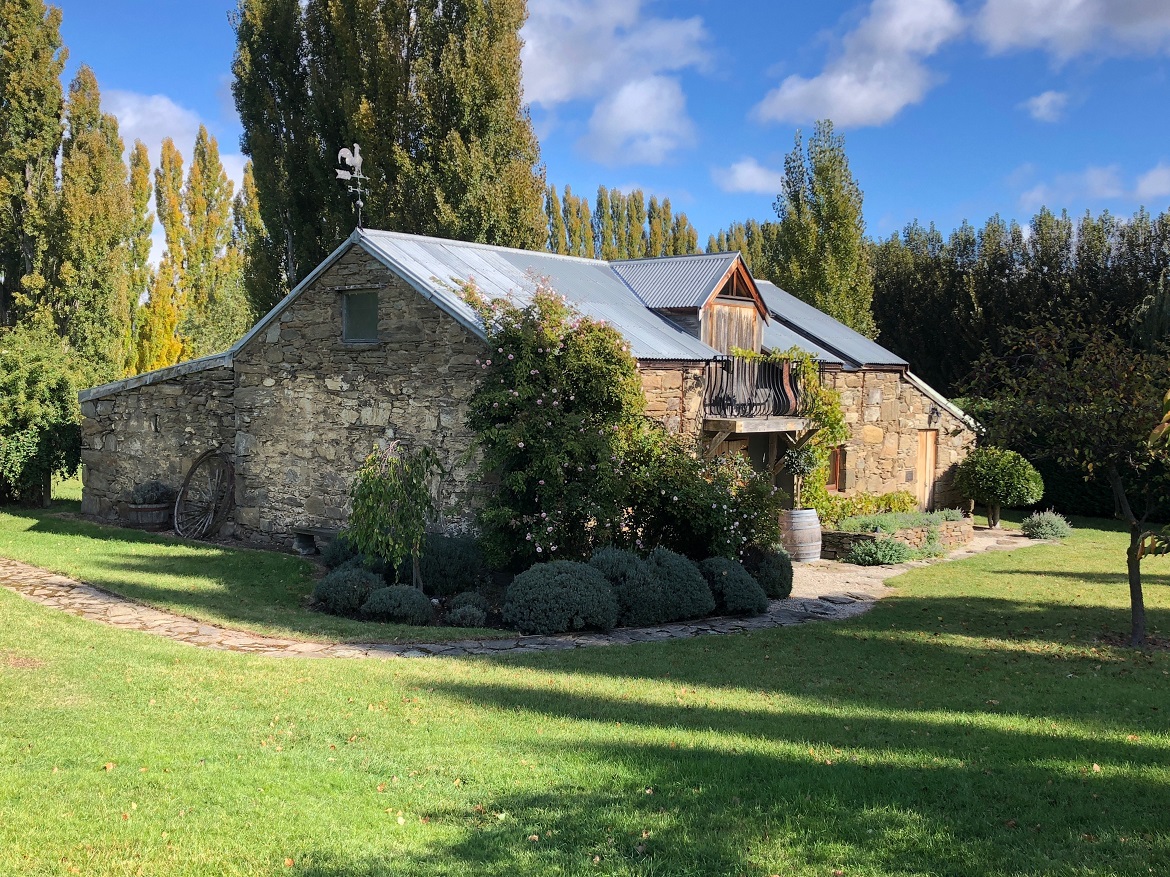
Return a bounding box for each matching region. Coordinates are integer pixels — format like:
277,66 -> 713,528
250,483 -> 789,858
174,449 -> 235,540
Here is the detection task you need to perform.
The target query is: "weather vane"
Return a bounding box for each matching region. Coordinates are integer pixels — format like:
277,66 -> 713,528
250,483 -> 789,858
336,143 -> 368,229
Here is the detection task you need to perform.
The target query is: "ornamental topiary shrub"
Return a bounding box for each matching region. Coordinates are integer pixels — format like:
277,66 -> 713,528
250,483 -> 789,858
313,566 -> 382,615
502,561 -> 618,635
361,585 -> 433,625
699,557 -> 769,616
448,590 -> 489,614
1021,510 -> 1073,540
741,544 -> 794,599
399,533 -> 487,595
843,537 -> 912,566
321,532 -> 359,570
446,604 -> 488,628
954,447 -> 1044,528
643,547 -> 716,621
589,546 -> 665,627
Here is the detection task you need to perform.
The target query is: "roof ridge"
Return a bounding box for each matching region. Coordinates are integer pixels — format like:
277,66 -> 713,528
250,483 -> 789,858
611,251 -> 740,265
358,227 -> 621,269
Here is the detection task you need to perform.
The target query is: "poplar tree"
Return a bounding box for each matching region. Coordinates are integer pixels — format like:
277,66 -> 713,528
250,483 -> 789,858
561,184 -> 578,255
125,141 -> 153,372
626,191 -> 647,258
135,138 -> 183,372
0,0 -> 66,326
44,67 -> 133,381
234,160 -> 283,316
766,120 -> 876,337
595,186 -> 616,260
546,184 -> 568,254
611,188 -> 628,259
647,196 -> 664,258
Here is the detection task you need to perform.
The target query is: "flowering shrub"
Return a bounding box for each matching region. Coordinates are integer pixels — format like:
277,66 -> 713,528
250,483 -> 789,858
464,282 -> 645,569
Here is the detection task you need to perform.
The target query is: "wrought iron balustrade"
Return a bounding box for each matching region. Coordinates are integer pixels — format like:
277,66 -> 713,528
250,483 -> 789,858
702,357 -> 807,419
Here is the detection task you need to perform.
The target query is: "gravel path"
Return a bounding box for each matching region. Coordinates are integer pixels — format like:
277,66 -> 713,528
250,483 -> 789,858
0,526 -> 1035,659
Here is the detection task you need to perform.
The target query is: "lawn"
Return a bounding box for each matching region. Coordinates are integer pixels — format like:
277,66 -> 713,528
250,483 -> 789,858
0,485 -> 506,643
0,512 -> 1167,876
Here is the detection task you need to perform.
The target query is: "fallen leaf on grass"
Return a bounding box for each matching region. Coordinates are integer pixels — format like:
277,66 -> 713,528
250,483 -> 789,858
527,834 -> 540,842
102,762 -> 115,772
284,858 -> 295,867
1092,763 -> 1102,773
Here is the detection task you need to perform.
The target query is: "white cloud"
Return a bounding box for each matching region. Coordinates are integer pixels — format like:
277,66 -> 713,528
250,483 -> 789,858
1021,90 -> 1069,122
1018,164 -> 1127,210
520,0 -> 709,108
584,76 -> 695,165
1136,163 -> 1170,201
753,0 -> 965,127
712,157 -> 787,195
103,90 -> 246,264
977,0 -> 1170,58
521,0 -> 709,166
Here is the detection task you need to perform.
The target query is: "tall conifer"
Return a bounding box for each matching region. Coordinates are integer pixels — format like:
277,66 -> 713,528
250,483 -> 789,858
595,186 -> 616,260
234,160 -> 283,316
546,184 -> 568,255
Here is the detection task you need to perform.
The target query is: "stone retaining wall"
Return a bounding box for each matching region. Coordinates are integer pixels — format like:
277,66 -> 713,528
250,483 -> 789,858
820,518 -> 974,560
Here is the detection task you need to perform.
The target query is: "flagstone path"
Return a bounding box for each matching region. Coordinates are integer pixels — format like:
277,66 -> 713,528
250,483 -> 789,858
0,527 -> 1034,659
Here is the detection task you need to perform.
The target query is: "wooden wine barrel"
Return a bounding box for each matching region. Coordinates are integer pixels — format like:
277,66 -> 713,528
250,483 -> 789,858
126,503 -> 172,531
781,508 -> 822,563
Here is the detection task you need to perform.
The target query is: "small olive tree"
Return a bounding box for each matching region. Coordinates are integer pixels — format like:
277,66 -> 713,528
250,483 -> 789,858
954,447 -> 1044,528
348,442 -> 440,589
973,322 -> 1169,646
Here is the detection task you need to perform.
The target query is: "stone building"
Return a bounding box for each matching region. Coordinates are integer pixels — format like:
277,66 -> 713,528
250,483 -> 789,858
79,228 -> 975,548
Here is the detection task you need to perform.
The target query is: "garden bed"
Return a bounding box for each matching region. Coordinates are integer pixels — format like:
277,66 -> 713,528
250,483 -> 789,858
821,516 -> 974,560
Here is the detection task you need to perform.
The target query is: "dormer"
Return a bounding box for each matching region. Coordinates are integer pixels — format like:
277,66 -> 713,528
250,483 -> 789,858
611,252 -> 768,355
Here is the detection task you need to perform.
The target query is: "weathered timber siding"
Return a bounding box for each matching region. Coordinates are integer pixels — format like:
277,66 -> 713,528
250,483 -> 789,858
828,370 -> 974,508
703,299 -> 760,354
230,246 -> 487,546
80,366 -> 235,523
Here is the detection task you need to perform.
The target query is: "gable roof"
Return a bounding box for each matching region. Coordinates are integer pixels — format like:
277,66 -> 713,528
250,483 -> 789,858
356,229 -> 719,362
755,280 -> 908,370
610,251 -> 768,320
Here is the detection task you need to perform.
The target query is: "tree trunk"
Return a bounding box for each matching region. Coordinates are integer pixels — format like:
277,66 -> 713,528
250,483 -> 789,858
40,470 -> 52,509
988,503 -> 1001,528
412,554 -> 423,591
1106,464 -> 1146,647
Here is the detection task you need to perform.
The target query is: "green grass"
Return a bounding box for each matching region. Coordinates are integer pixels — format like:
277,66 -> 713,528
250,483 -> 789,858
0,495 -> 506,643
0,511 -> 1168,875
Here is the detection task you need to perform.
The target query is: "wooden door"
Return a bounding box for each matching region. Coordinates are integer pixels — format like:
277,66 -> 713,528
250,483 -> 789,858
916,430 -> 938,510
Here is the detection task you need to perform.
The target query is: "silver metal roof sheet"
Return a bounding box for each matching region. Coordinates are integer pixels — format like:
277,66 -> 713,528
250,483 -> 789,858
610,252 -> 740,309
359,230 -> 719,361
760,320 -> 845,366
756,280 -> 907,369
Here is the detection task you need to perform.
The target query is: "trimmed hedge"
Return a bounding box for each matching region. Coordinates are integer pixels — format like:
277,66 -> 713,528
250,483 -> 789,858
361,586 -> 433,625
699,557 -> 768,616
644,548 -> 715,621
590,546 -> 665,627
955,447 -> 1043,526
741,545 -> 794,599
313,566 -> 382,615
448,590 -> 489,614
502,561 -> 618,635
446,604 -> 488,628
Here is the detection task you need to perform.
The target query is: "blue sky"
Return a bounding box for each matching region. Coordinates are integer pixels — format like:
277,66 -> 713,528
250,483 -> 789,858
56,0 -> 1170,250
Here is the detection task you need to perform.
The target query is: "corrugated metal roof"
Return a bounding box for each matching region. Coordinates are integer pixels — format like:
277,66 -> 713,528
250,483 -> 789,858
611,252 -> 740,309
358,229 -> 719,362
760,320 -> 845,367
756,280 -> 907,369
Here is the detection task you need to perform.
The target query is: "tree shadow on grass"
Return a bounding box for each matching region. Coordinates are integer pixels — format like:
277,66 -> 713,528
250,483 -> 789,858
290,686 -> 1170,877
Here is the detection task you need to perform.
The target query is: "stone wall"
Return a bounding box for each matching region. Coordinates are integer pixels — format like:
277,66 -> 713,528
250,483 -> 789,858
820,518 -> 974,560
230,247 -> 488,546
828,369 -> 975,508
638,363 -> 706,438
80,365 -> 235,523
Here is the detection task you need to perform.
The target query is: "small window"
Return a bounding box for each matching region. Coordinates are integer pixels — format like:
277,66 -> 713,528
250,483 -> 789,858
343,291 -> 379,342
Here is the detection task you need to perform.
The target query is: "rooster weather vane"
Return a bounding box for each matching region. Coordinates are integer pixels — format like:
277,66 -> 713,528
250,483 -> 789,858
336,144 -> 368,228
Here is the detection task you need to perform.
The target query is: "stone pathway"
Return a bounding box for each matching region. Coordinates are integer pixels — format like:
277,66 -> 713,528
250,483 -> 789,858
0,527 -> 1035,659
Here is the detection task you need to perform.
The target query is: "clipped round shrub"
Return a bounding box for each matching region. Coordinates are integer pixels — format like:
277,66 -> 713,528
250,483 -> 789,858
400,533 -> 487,596
590,546 -> 668,627
361,585 -> 433,625
446,604 -> 488,628
699,557 -> 769,616
741,544 -> 794,599
843,537 -> 911,566
321,532 -> 359,570
313,566 -> 382,615
1021,509 -> 1073,540
643,547 -> 715,621
449,590 -> 489,613
954,447 -> 1044,527
502,561 -> 618,635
